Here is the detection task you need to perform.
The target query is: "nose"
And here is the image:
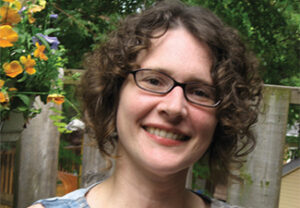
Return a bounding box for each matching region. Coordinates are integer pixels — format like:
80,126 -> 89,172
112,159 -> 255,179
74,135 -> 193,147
157,86 -> 188,123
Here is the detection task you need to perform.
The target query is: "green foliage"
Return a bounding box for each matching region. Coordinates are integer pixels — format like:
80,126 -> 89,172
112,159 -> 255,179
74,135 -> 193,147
34,0 -> 156,68
58,139 -> 81,173
288,104 -> 300,128
183,0 -> 299,87
193,161 -> 210,181
192,156 -> 211,194
49,108 -> 71,134
0,0 -> 67,120
284,135 -> 300,161
62,84 -> 81,121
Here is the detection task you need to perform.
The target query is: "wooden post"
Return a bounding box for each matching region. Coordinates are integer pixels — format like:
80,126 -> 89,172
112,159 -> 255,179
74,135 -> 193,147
80,134 -> 114,188
14,96 -> 61,208
228,85 -> 292,208
185,166 -> 193,189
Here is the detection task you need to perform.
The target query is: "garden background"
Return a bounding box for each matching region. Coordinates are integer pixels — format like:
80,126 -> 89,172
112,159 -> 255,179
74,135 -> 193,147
0,0 -> 299,208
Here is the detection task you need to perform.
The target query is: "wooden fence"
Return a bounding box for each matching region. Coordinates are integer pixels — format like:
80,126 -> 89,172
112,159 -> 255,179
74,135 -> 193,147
0,149 -> 79,207
227,84 -> 300,207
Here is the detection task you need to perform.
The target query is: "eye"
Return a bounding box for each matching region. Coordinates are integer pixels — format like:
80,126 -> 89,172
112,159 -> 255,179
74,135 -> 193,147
143,77 -> 162,86
134,69 -> 172,92
186,85 -> 215,103
191,89 -> 210,99
139,73 -> 170,89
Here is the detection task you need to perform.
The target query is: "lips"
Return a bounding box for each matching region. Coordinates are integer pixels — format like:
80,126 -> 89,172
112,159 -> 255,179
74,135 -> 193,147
144,126 -> 190,141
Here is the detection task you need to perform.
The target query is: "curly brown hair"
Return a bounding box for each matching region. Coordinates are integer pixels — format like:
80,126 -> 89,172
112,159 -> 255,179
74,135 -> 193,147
80,0 -> 262,184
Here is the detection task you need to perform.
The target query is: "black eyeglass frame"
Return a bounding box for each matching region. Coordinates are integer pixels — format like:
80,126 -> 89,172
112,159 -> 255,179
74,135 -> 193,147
129,69 -> 222,108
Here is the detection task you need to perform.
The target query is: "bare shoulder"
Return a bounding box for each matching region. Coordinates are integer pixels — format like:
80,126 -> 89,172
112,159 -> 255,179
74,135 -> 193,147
27,204 -> 44,208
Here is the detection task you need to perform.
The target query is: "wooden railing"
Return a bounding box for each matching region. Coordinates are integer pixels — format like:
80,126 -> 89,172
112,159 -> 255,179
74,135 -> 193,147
0,148 -> 79,207
0,149 -> 15,208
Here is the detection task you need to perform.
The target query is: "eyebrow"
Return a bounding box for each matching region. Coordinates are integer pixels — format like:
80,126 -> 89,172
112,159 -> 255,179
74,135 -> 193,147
147,67 -> 214,87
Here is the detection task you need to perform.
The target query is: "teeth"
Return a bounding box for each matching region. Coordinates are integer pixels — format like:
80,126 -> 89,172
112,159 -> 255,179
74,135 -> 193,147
145,127 -> 187,141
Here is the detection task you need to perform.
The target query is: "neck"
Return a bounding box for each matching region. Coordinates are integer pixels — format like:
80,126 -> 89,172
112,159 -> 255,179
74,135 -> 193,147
86,147 -> 207,208
107,157 -> 191,208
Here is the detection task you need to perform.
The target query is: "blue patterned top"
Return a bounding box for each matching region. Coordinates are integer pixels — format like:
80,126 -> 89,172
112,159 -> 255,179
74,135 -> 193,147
33,183 -> 243,208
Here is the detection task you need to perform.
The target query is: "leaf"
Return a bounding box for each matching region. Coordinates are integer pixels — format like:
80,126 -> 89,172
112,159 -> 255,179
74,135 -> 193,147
54,115 -> 65,120
58,127 -> 72,133
54,121 -> 67,127
17,106 -> 27,112
16,94 -> 31,106
13,49 -> 24,54
17,73 -> 28,83
36,35 -> 51,51
71,72 -> 81,80
49,115 -> 59,121
49,107 -> 62,113
44,28 -> 61,35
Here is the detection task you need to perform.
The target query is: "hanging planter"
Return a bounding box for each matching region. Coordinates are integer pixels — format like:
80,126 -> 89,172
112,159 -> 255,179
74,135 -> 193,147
0,111 -> 25,143
0,0 -> 66,124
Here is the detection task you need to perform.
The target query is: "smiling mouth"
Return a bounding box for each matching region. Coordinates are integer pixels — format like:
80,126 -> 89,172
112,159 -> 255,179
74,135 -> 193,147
144,127 -> 190,141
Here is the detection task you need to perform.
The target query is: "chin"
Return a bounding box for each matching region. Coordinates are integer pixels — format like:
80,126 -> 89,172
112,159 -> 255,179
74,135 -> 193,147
142,156 -> 193,177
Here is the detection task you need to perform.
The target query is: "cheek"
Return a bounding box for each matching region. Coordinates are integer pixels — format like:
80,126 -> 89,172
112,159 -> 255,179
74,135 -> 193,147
193,113 -> 217,158
191,108 -> 217,141
116,82 -> 156,131
117,93 -> 149,122
180,109 -> 217,165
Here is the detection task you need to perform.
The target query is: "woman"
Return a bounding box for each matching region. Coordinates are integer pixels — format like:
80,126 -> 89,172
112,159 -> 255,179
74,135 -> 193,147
31,0 -> 262,207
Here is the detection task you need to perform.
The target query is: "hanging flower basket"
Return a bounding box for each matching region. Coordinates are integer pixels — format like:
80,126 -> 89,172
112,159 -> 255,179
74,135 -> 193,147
0,0 -> 66,122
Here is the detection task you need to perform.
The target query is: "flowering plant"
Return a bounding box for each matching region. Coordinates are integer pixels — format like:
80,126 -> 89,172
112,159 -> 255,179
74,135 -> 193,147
0,0 -> 67,121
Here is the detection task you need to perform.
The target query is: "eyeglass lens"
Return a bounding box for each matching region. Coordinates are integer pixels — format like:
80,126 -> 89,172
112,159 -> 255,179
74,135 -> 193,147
132,69 -> 220,107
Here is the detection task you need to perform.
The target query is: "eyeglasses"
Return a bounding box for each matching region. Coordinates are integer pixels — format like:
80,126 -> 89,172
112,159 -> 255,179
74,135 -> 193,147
130,69 -> 221,108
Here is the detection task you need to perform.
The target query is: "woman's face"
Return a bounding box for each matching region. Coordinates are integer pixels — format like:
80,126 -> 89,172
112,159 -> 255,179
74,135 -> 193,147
116,27 -> 218,176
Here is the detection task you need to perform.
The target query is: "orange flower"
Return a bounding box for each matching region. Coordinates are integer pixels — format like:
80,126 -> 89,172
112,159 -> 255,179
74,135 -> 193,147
20,55 -> 36,75
0,91 -> 9,103
0,6 -> 21,25
47,94 -> 65,105
0,25 -> 18,47
3,60 -> 23,78
11,1 -> 22,10
4,0 -> 22,10
28,0 -> 46,13
8,87 -> 17,91
28,12 -> 36,24
0,80 -> 4,88
29,5 -> 44,13
34,42 -> 48,61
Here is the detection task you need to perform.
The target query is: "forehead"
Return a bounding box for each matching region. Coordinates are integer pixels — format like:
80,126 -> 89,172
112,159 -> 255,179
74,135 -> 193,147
136,27 -> 213,84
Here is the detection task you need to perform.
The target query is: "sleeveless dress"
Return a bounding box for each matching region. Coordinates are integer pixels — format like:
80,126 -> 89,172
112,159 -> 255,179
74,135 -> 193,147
33,182 -> 243,208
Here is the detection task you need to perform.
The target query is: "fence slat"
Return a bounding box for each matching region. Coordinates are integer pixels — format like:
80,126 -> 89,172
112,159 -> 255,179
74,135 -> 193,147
264,84 -> 300,104
15,96 -> 60,208
1,152 -> 5,192
9,151 -> 15,194
228,85 -> 291,208
5,153 -> 10,194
